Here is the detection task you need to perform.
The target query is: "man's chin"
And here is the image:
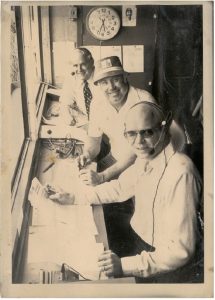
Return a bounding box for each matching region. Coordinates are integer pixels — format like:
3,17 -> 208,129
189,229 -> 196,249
135,149 -> 152,159
76,74 -> 86,81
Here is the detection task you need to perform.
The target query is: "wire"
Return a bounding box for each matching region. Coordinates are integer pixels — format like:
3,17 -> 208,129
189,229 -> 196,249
151,146 -> 175,248
42,138 -> 78,159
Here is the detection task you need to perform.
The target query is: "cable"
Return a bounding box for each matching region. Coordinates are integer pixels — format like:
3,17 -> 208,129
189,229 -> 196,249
151,146 -> 175,249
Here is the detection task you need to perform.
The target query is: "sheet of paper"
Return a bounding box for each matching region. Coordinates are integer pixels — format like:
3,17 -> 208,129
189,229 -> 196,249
86,46 -> 122,64
27,225 -> 104,280
123,45 -> 144,72
28,177 -> 47,205
28,176 -> 98,234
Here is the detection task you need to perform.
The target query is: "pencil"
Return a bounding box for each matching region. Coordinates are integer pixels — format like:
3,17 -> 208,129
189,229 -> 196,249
43,162 -> 55,173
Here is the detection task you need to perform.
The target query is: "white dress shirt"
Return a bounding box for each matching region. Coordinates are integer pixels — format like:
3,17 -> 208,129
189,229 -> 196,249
88,86 -> 155,161
75,143 -> 202,278
59,73 -> 98,125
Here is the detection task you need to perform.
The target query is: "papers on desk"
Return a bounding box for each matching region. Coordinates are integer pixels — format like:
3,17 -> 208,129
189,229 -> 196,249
28,177 -> 103,280
27,225 -> 104,280
29,177 -> 98,233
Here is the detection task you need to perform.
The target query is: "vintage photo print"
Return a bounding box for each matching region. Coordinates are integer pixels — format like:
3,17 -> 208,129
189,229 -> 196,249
1,0 -> 213,297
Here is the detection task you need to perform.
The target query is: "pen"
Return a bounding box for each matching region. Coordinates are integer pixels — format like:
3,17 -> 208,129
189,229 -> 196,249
43,162 -> 55,173
78,155 -> 92,170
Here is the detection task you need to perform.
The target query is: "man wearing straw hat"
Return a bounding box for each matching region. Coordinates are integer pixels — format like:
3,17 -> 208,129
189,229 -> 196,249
78,56 -> 155,186
76,56 -> 156,257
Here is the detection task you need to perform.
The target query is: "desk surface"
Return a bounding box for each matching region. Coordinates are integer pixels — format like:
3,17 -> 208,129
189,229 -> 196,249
22,142 -> 110,283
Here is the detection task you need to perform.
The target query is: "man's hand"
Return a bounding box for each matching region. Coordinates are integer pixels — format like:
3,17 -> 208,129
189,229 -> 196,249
98,250 -> 123,278
76,154 -> 91,170
79,169 -> 104,186
45,184 -> 75,205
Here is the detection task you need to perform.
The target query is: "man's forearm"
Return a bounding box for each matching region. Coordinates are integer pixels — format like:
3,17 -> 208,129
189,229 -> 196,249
101,155 -> 136,182
83,136 -> 102,160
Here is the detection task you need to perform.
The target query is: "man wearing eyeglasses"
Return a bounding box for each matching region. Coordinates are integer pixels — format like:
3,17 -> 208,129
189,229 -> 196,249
76,56 -> 156,258
48,101 -> 202,281
77,56 -> 155,186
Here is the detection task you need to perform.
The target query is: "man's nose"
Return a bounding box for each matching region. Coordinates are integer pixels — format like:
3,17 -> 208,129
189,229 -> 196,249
107,80 -> 116,90
77,65 -> 82,72
135,132 -> 145,144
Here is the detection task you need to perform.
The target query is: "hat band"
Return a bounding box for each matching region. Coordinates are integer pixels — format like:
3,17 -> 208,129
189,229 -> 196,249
94,66 -> 124,83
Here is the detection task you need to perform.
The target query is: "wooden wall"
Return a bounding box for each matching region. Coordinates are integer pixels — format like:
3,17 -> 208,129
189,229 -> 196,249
50,5 -> 158,90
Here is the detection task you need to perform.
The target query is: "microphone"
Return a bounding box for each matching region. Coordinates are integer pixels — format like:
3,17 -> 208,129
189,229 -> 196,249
149,120 -> 167,155
149,148 -> 155,155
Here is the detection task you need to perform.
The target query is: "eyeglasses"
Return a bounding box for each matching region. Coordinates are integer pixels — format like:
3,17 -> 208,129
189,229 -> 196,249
124,126 -> 161,144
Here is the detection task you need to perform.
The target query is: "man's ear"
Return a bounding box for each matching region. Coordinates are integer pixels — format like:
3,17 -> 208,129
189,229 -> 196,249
123,73 -> 128,84
164,111 -> 173,130
88,58 -> 94,71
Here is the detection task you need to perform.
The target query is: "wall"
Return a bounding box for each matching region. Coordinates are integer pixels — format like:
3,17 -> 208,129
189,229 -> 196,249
79,5 -> 158,90
50,6 -> 78,86
49,5 -> 158,90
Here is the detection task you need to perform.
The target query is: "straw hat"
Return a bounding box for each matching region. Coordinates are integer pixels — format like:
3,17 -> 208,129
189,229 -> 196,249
93,56 -> 124,85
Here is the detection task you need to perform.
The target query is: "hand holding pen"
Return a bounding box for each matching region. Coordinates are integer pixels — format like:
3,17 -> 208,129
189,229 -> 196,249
76,154 -> 91,170
45,184 -> 75,205
76,155 -> 104,186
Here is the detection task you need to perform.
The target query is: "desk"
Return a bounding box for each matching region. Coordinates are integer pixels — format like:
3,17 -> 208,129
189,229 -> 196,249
21,141 -> 110,283
35,140 -> 109,248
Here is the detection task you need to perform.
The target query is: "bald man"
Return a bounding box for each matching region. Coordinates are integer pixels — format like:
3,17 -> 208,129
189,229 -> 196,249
47,101 -> 202,281
42,48 -> 98,126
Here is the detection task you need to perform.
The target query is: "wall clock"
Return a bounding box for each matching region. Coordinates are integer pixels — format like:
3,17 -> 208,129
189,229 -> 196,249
86,7 -> 121,41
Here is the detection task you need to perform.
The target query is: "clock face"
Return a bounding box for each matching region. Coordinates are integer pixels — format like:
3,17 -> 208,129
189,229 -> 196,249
86,7 -> 121,41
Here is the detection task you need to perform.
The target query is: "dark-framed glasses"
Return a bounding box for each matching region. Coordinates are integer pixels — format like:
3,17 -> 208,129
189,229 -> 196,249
124,126 -> 161,144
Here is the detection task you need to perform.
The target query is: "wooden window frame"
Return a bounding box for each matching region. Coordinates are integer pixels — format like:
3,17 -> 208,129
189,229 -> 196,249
11,6 -> 52,280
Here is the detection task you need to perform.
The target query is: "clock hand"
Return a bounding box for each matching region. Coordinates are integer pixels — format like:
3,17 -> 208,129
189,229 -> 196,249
102,19 -> 106,32
100,20 -> 107,33
99,21 -> 104,34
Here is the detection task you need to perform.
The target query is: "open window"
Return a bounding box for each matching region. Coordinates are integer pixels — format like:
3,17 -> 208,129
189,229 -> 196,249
11,6 -> 53,282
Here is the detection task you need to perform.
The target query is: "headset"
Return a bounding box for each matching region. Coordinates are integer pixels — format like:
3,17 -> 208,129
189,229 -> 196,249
149,110 -> 172,155
125,101 -> 175,249
125,101 -> 172,155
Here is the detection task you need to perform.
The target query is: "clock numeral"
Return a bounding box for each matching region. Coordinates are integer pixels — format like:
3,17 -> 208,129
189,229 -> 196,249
114,21 -> 117,25
107,31 -> 110,35
108,10 -> 111,14
111,27 -> 115,30
102,8 -> 106,13
112,16 -> 115,20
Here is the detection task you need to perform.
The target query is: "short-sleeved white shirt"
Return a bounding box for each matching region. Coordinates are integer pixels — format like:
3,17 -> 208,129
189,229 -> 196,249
88,85 -> 155,161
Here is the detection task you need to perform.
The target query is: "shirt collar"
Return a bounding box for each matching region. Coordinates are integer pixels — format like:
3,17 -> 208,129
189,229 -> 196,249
135,142 -> 175,175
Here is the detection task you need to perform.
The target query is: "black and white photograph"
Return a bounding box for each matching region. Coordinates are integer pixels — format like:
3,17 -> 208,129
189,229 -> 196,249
1,1 -> 213,297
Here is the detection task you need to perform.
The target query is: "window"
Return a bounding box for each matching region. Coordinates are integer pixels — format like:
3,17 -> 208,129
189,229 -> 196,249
10,7 -> 25,187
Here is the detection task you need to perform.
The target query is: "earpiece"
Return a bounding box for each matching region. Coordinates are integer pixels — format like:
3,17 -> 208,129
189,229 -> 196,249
149,111 -> 172,155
